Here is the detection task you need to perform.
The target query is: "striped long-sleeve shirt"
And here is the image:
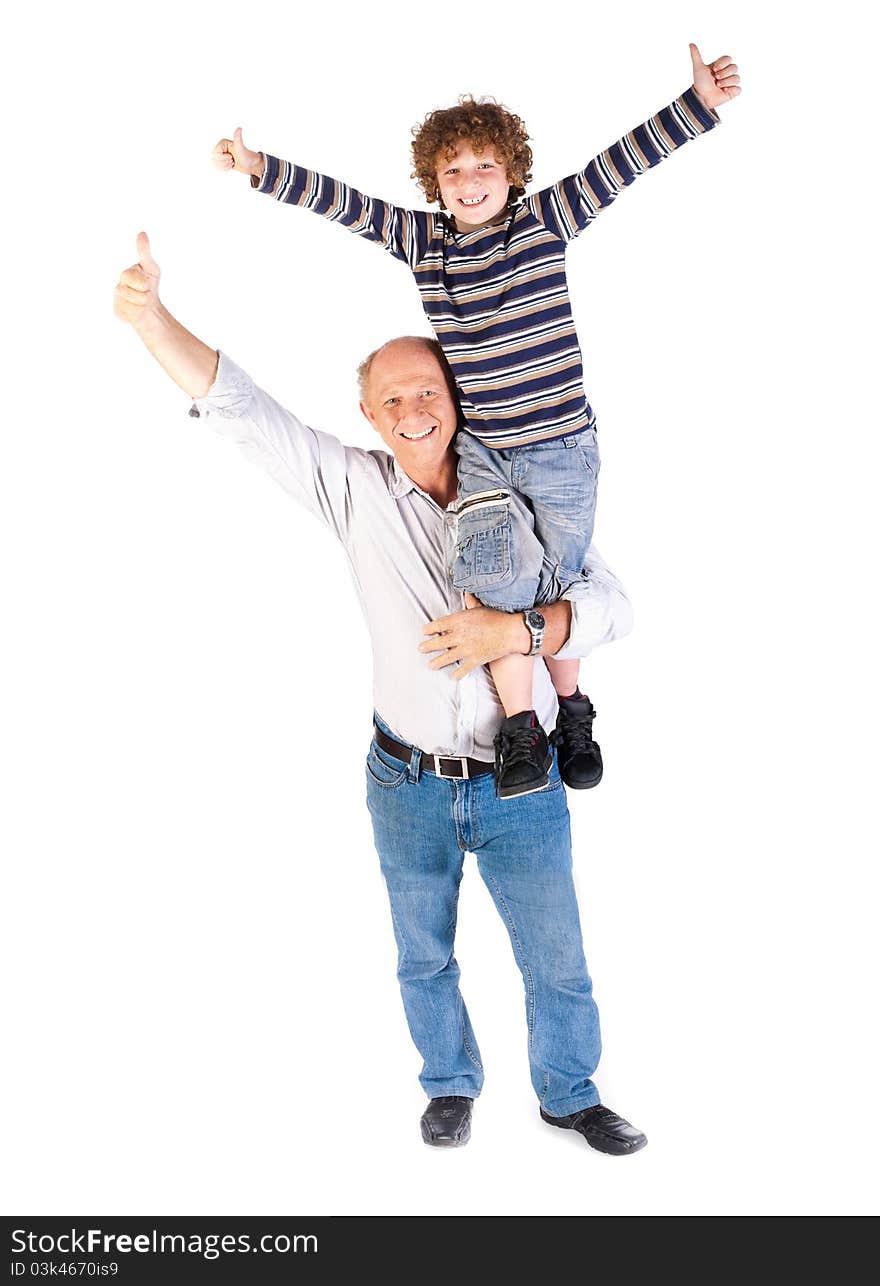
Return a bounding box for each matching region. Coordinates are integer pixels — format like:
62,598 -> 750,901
254,86 -> 719,449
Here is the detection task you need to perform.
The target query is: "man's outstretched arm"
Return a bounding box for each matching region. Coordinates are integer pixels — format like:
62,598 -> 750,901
113,232 -> 218,397
420,553 -> 632,678
114,232 -> 356,538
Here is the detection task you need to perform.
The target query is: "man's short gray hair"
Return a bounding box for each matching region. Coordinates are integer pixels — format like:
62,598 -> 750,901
357,335 -> 457,403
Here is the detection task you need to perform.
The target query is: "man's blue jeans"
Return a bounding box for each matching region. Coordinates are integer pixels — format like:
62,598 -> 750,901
365,715 -> 602,1118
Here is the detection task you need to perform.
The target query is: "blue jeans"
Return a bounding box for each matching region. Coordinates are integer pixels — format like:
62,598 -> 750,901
453,427 -> 601,610
365,715 -> 602,1116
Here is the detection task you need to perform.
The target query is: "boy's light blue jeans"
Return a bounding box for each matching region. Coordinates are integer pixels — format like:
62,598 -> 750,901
453,426 -> 601,611
365,714 -> 602,1117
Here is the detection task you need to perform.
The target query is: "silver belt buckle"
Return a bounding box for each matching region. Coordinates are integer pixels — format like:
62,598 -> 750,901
435,755 -> 469,780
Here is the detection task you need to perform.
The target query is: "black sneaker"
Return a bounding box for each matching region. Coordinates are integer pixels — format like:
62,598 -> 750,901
494,711 -> 552,799
555,694 -> 603,789
420,1096 -> 473,1147
540,1104 -> 647,1155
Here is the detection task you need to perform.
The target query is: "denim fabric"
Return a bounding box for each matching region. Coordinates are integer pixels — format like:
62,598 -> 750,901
453,427 -> 601,610
365,713 -> 602,1116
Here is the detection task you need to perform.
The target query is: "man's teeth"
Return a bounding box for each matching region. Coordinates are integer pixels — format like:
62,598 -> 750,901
460,195 -> 486,205
401,426 -> 435,440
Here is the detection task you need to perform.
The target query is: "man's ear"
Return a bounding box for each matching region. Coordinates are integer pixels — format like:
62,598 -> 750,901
359,400 -> 378,431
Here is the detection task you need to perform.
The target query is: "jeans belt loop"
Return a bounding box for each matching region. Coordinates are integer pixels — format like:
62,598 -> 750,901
408,745 -> 422,783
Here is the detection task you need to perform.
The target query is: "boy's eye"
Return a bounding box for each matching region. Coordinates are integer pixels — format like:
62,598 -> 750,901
477,162 -> 495,170
445,167 -> 458,176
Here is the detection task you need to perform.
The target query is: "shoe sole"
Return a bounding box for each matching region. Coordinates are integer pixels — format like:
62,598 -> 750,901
420,1127 -> 471,1148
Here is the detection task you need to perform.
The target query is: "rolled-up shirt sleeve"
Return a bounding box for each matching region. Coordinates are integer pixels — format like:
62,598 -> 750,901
188,352 -> 356,542
552,547 -> 634,659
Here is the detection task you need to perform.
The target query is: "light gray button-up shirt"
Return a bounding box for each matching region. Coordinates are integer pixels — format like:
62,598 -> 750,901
191,354 -> 633,761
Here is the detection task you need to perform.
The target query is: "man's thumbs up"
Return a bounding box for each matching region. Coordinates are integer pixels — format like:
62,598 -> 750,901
136,230 -> 160,279
114,231 -> 161,328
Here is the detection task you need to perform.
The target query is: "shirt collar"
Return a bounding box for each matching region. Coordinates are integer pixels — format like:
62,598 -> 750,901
389,456 -> 418,498
388,456 -> 457,512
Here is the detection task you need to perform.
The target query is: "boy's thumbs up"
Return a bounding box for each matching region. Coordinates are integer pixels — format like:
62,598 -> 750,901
211,127 -> 264,179
688,41 -> 741,109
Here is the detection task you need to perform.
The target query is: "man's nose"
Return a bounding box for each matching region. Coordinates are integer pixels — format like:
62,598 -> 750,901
399,405 -> 434,427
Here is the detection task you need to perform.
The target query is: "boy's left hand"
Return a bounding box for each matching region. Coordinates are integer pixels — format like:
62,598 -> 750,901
689,43 -> 741,110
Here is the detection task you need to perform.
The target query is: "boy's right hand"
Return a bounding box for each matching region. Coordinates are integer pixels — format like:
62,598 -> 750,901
212,127 -> 264,179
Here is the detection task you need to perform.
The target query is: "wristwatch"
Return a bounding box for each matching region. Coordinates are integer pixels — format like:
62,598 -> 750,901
522,608 -> 546,657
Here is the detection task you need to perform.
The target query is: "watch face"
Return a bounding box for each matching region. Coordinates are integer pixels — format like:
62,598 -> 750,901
527,610 -> 545,630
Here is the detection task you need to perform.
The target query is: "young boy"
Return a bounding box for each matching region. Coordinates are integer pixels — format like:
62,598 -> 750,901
213,43 -> 740,798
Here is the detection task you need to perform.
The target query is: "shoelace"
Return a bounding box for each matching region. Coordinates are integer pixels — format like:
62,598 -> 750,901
495,725 -> 542,771
559,706 -> 596,755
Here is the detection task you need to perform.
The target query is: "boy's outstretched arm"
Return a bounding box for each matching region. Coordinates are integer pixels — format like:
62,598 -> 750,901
211,126 -> 430,269
530,42 -> 740,243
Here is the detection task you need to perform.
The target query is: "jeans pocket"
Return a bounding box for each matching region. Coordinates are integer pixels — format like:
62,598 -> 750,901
579,429 -> 600,479
366,743 -> 409,789
452,496 -> 512,592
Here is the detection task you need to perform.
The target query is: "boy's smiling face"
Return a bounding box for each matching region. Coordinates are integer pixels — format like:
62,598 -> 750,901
435,143 -> 510,226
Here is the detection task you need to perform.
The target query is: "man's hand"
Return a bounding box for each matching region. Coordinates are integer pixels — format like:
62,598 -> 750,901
689,43 -> 741,111
113,231 -> 161,331
212,127 -> 264,179
113,233 -> 219,398
420,595 -> 528,679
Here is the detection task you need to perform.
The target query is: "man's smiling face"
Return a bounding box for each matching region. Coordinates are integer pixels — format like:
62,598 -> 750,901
435,143 -> 510,226
360,339 -> 460,479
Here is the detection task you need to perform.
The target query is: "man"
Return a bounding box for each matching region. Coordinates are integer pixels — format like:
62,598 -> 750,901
113,232 -> 647,1155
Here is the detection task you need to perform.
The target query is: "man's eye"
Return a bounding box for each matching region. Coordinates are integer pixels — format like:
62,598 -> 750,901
385,397 -> 400,407
421,390 -> 436,398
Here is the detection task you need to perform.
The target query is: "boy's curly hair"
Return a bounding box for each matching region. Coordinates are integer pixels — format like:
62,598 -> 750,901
411,95 -> 533,207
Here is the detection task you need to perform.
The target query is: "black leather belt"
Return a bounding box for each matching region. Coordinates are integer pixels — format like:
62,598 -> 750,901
373,724 -> 494,780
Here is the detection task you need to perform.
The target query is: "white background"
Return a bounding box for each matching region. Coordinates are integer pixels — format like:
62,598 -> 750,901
3,0 -> 877,1218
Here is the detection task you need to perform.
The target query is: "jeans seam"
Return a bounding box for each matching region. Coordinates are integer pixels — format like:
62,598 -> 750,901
485,872 -> 536,1043
459,993 -> 484,1072
387,899 -> 408,967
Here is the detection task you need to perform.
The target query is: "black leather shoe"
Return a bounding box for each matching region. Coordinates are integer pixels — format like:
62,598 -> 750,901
540,1104 -> 647,1155
420,1096 -> 473,1147
555,694 -> 603,789
494,711 -> 552,799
